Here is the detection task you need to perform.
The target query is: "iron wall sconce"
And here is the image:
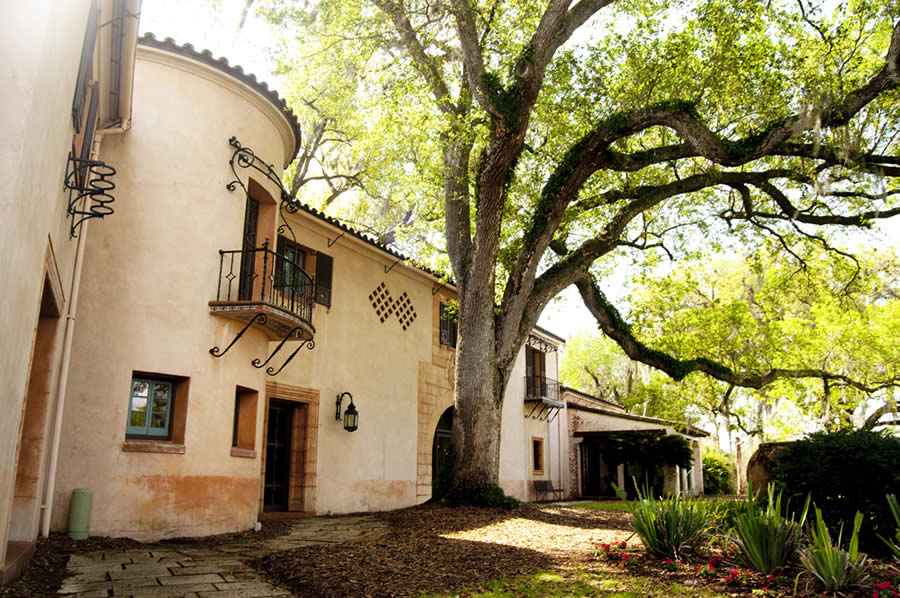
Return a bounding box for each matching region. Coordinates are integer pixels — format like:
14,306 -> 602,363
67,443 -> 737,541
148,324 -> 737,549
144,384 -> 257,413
336,392 -> 359,432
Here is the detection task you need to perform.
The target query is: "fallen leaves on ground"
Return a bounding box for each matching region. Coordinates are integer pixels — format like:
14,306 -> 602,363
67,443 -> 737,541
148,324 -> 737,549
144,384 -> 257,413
251,503 -> 634,597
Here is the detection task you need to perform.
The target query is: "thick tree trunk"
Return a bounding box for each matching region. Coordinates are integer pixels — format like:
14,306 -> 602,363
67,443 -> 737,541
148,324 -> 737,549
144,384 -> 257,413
451,282 -> 506,490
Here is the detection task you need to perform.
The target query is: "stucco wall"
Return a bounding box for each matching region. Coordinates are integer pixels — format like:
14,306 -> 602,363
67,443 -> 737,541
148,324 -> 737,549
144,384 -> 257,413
0,0 -> 93,565
271,214 -> 438,514
53,46 -> 294,539
500,336 -> 562,500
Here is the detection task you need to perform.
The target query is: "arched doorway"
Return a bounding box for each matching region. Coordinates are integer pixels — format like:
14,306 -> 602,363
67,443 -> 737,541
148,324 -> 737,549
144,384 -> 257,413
431,406 -> 454,499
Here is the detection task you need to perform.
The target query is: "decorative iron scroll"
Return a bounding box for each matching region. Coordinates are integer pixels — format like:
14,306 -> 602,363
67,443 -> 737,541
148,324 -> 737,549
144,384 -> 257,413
266,339 -> 315,376
526,334 -> 556,353
210,312 -> 268,358
65,153 -> 117,238
226,137 -> 299,243
527,400 -> 562,422
252,326 -> 305,369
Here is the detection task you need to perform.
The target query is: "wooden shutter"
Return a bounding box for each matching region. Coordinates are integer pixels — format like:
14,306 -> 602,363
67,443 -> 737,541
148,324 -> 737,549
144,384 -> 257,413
439,303 -> 450,345
315,252 -> 333,307
72,0 -> 99,131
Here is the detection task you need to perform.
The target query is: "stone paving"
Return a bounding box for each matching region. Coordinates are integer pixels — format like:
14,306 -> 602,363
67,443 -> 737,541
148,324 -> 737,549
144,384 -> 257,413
59,516 -> 389,598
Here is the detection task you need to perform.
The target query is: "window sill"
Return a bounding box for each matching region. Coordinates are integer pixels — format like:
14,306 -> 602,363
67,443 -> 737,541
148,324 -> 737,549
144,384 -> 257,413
230,447 -> 257,459
122,439 -> 185,454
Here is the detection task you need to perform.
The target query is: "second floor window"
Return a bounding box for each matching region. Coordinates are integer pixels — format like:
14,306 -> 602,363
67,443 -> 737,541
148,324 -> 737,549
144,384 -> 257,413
439,302 -> 457,348
274,236 -> 333,308
275,236 -> 306,296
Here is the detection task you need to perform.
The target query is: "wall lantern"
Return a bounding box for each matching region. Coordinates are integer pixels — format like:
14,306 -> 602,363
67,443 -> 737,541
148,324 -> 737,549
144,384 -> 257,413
336,392 -> 359,432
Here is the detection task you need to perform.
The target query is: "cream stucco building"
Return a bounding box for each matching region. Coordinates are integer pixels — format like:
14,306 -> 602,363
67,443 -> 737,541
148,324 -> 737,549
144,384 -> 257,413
2,2 -> 704,583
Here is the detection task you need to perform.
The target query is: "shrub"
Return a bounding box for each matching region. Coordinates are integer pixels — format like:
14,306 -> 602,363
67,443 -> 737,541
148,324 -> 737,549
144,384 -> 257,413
615,482 -> 707,559
771,429 -> 900,554
729,484 -> 809,574
800,507 -> 868,593
878,493 -> 900,558
707,498 -> 756,535
703,453 -> 736,495
445,485 -> 520,509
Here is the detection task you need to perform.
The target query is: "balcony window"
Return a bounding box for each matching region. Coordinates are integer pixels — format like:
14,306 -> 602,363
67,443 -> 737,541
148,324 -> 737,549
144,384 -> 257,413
439,302 -> 457,348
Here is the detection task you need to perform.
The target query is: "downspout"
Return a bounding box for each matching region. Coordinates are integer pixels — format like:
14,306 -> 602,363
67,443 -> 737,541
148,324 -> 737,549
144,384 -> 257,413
39,0 -> 139,536
39,124 -> 130,538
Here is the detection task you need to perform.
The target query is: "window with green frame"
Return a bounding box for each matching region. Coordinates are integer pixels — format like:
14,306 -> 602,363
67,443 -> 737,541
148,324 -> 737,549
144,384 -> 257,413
127,377 -> 174,438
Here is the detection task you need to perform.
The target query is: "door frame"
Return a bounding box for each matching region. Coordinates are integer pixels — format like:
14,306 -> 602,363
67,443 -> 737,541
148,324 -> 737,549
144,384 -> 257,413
261,382 -> 319,515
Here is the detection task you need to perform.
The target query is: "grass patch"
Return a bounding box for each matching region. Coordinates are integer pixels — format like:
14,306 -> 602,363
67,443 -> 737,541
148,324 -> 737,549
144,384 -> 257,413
573,501 -> 633,511
418,568 -> 732,597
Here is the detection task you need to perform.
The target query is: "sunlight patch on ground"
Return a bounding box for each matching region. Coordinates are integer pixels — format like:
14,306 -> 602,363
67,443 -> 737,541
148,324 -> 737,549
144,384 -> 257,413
437,514 -> 634,556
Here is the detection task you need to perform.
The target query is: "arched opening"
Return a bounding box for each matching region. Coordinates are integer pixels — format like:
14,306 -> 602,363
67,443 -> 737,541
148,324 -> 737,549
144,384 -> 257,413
431,406 -> 454,500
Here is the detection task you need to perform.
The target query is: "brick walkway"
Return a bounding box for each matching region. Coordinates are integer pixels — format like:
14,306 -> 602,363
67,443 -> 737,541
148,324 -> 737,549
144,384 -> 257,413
58,516 -> 389,597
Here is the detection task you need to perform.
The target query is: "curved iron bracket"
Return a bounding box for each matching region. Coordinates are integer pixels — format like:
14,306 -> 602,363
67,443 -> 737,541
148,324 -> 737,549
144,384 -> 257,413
327,231 -> 346,248
384,258 -> 403,274
210,313 -> 267,358
65,153 -> 117,238
267,339 -> 315,376
227,136 -> 300,245
252,326 -> 304,369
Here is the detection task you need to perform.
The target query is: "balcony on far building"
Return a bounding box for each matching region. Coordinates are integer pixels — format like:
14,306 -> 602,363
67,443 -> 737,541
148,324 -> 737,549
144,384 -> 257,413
524,375 -> 563,420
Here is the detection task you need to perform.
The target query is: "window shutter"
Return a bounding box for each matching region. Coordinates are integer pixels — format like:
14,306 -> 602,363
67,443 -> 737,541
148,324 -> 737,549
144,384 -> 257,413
315,252 -> 333,307
73,0 -> 99,131
439,303 -> 450,345
274,236 -> 286,289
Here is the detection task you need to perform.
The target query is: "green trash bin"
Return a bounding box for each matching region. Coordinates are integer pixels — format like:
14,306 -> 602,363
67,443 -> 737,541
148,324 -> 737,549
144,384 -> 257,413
68,488 -> 93,540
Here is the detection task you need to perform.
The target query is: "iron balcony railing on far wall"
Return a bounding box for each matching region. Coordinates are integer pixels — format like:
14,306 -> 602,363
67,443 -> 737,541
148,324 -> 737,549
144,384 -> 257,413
525,375 -> 560,402
215,240 -> 315,325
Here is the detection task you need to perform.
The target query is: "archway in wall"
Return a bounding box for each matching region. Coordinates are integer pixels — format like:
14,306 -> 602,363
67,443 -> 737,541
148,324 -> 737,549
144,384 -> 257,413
6,274 -> 62,579
431,407 -> 454,500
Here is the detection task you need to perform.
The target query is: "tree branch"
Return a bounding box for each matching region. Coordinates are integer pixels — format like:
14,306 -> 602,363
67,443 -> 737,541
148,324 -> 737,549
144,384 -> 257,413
574,270 -> 900,394
863,399 -> 898,429
371,0 -> 459,114
446,0 -> 498,117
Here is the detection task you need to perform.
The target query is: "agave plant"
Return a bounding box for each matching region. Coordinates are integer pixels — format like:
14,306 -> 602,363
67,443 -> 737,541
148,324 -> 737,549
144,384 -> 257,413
800,507 -> 868,593
878,493 -> 900,558
614,482 -> 707,559
729,484 -> 810,574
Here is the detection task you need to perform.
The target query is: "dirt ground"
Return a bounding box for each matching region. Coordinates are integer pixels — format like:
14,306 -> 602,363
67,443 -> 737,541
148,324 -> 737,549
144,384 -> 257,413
3,504 -> 896,597
252,504 -> 898,598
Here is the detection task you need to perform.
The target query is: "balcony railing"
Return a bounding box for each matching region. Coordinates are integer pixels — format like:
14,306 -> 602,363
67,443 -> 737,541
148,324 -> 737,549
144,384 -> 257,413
215,240 -> 314,325
525,375 -> 560,402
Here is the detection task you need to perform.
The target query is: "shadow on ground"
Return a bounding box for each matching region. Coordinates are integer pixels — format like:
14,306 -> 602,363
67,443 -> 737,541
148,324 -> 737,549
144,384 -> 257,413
251,503 -> 632,597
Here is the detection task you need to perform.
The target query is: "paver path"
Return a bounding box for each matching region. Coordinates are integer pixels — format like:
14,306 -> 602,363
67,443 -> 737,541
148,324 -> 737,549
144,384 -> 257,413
58,516 -> 389,598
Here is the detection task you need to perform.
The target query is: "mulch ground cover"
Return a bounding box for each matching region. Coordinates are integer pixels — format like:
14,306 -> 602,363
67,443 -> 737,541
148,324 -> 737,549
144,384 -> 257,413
3,504 -> 897,597
252,503 -> 899,598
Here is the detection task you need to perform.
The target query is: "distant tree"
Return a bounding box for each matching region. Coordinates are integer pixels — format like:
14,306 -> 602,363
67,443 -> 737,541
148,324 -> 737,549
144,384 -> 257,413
562,249 -> 900,442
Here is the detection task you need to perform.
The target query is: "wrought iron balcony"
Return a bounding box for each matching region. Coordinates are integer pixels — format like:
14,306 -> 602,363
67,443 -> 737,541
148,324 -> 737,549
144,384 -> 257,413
524,375 -> 563,421
209,240 -> 316,340
525,375 -> 560,402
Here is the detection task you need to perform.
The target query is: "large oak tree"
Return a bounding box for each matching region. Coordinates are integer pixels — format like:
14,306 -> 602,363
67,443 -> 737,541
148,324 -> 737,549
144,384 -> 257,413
261,0 -> 900,491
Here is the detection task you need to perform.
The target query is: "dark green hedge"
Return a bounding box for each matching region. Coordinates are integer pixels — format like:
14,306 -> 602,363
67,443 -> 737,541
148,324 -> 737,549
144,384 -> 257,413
771,429 -> 900,554
703,454 -> 735,495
